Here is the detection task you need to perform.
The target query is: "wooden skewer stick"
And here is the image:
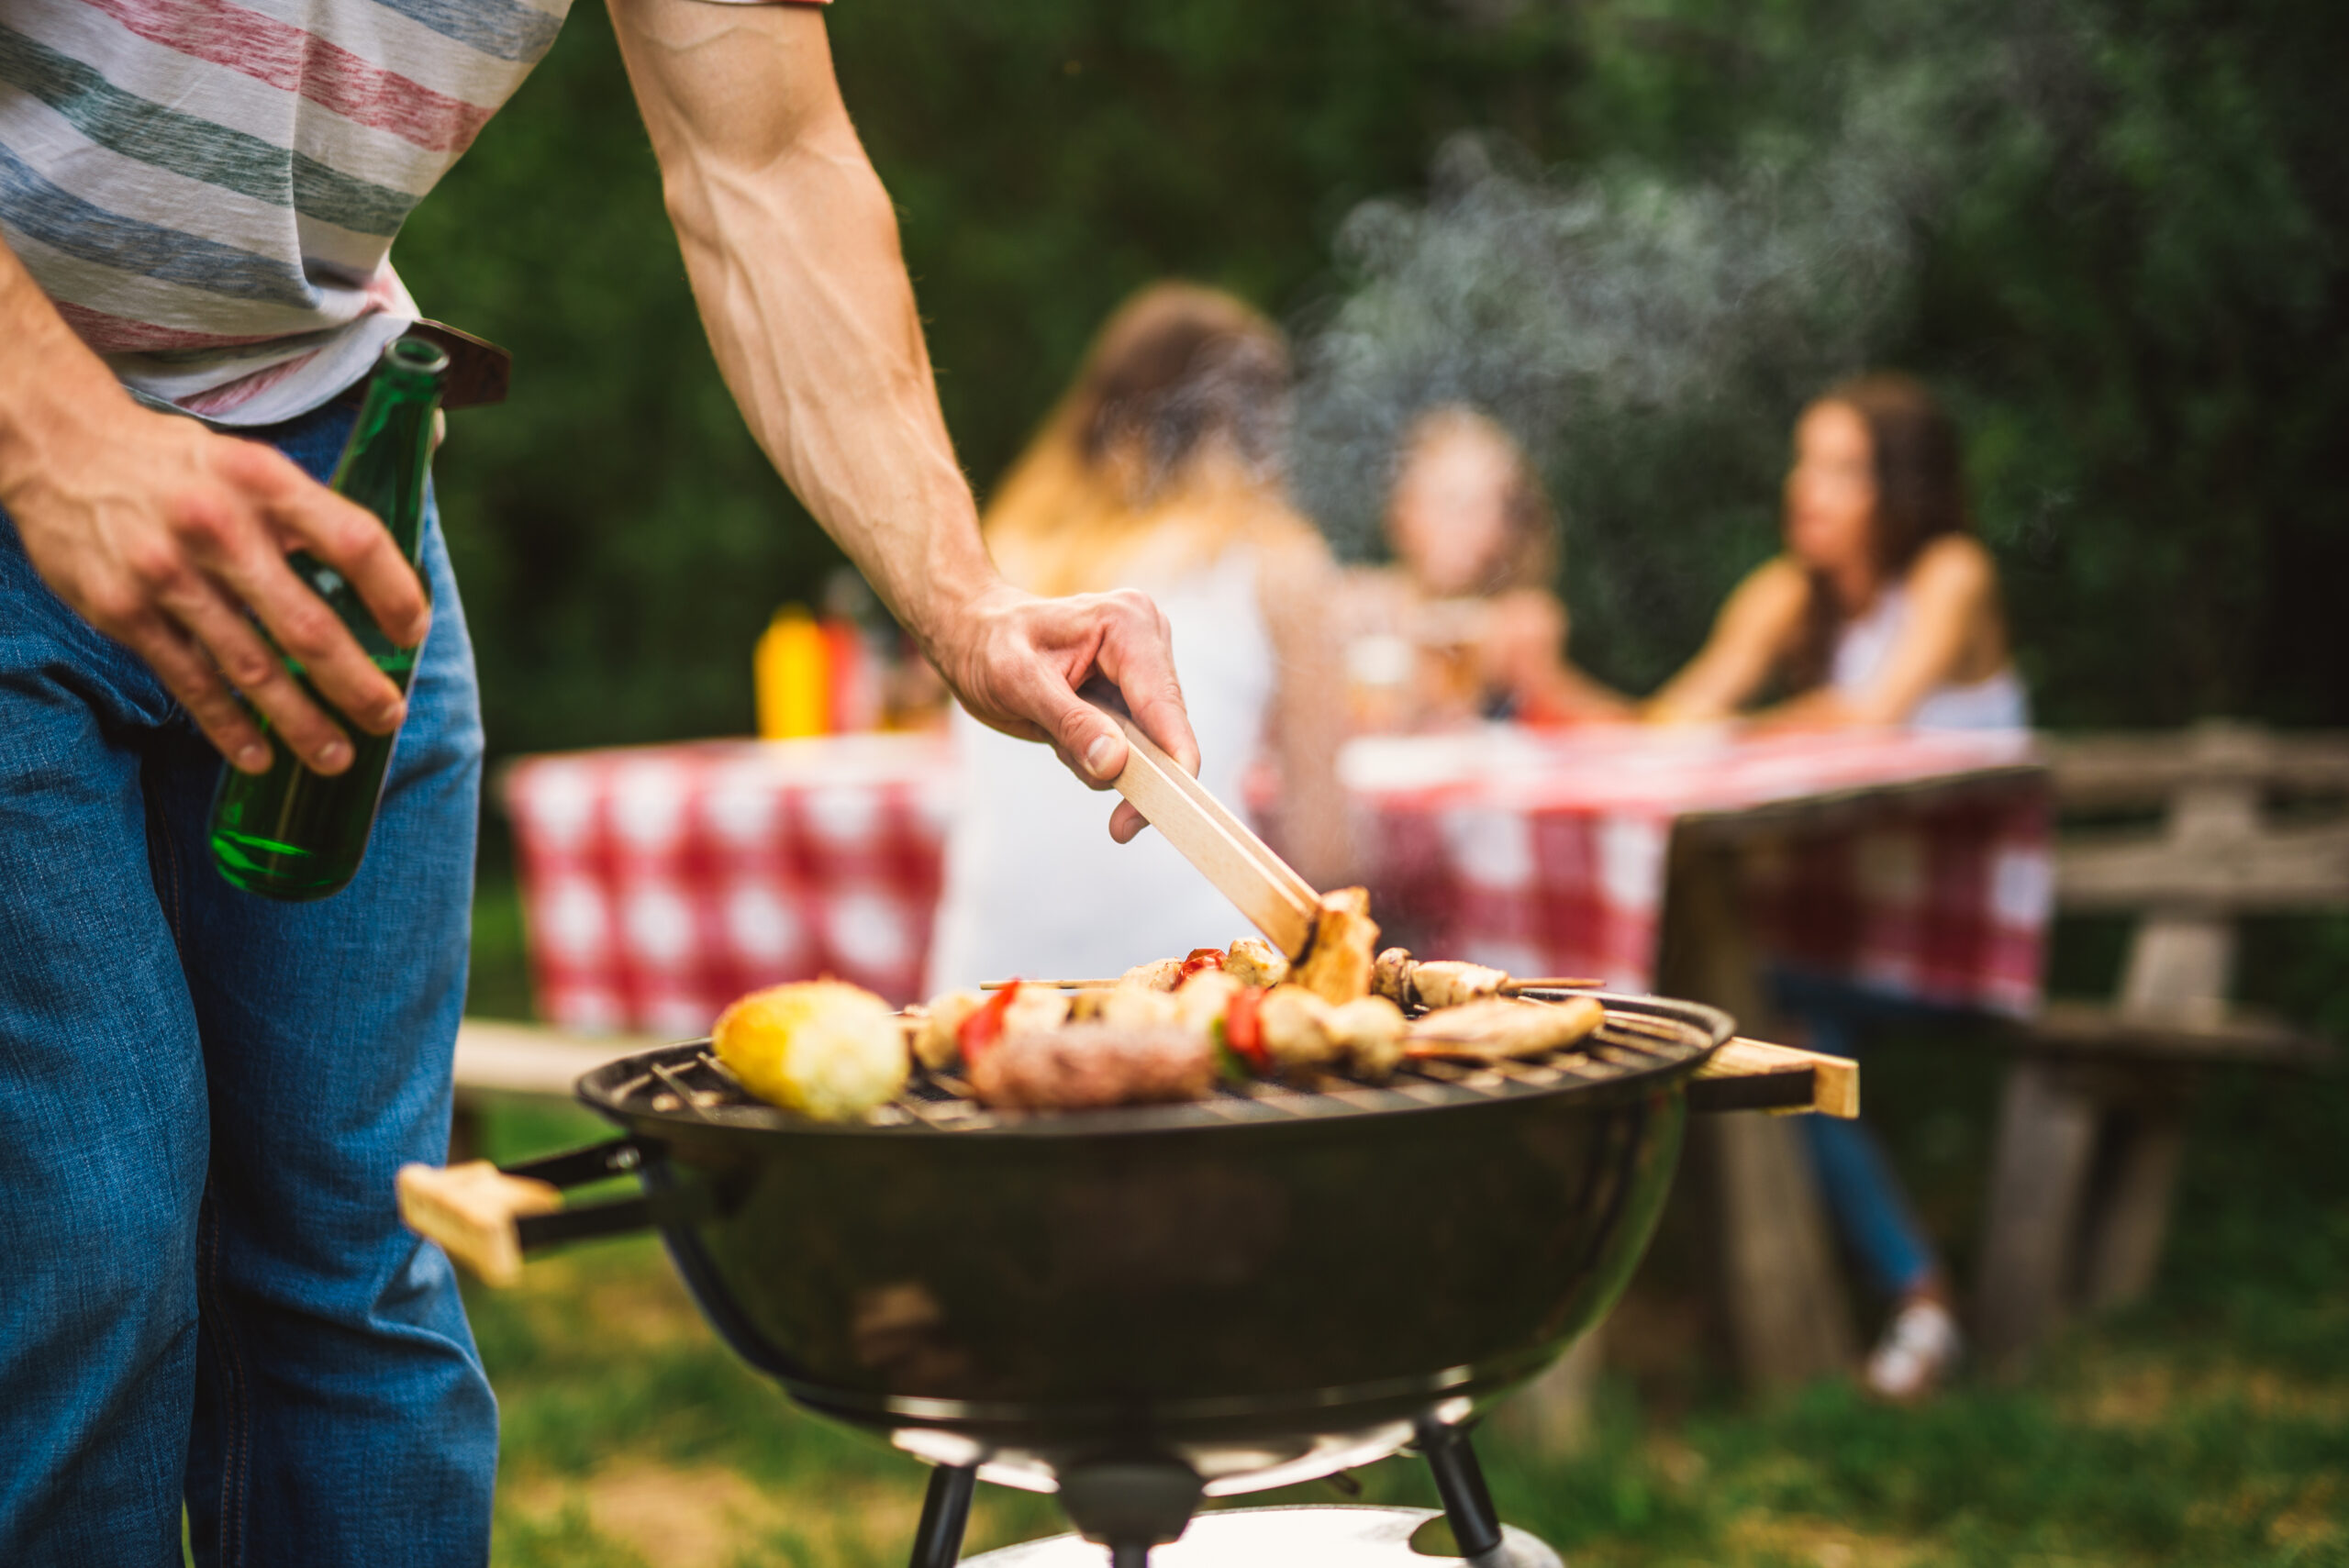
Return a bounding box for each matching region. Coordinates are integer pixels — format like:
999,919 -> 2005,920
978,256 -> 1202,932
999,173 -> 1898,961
982,974 -> 1610,995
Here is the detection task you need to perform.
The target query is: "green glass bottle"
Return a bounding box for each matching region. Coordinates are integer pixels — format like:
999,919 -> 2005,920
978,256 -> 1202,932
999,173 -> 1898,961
208,335 -> 450,900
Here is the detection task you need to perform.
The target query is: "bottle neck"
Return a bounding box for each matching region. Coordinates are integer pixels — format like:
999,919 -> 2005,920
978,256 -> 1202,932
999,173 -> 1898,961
330,356 -> 445,563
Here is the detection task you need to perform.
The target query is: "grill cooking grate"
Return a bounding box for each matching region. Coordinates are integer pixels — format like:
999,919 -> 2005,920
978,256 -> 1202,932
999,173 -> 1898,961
584,994 -> 1720,1138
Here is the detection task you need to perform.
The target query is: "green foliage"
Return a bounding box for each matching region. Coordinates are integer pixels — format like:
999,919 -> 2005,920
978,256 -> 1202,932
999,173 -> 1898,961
397,0 -> 2348,760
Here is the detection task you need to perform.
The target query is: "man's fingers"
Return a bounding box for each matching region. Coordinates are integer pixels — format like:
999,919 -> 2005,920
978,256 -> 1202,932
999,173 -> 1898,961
1108,800 -> 1151,844
1093,590 -> 1199,776
163,581 -> 361,773
124,614 -> 273,772
206,541 -> 407,738
240,440 -> 431,648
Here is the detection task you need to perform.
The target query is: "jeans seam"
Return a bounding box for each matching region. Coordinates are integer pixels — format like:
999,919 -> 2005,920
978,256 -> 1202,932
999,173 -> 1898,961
197,1193 -> 255,1568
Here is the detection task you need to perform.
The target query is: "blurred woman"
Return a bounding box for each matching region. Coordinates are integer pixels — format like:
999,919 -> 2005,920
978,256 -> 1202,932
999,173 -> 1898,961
1341,407 -> 1626,731
925,284 -> 1349,990
1651,374 -> 2027,1401
1648,373 -> 2023,731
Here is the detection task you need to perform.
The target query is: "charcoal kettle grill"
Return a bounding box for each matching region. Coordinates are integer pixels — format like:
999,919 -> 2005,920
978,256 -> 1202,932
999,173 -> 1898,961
403,991 -> 1840,1566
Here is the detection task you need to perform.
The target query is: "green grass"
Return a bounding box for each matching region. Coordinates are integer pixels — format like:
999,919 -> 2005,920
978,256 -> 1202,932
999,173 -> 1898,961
468,884 -> 2349,1567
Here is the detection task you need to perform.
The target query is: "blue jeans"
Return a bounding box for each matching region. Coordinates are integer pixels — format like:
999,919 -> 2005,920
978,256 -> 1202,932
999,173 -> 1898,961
0,404 -> 495,1566
1773,970 -> 1951,1302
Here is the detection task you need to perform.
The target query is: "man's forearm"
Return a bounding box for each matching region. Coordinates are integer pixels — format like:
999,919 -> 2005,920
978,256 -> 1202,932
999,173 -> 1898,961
0,238 -> 139,506
609,0 -> 994,663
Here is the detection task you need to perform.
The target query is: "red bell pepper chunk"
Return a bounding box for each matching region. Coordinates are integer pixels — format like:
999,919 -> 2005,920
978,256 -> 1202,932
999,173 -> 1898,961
1223,985 -> 1268,1072
1177,947 -> 1226,982
959,980 -> 1019,1062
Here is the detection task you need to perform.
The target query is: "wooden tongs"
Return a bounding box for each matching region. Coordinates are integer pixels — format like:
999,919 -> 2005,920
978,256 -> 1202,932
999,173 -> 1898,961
1087,683 -> 1321,960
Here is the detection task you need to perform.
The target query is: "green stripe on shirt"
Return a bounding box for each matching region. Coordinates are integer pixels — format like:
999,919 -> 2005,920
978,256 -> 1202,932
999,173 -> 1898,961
0,25 -> 417,238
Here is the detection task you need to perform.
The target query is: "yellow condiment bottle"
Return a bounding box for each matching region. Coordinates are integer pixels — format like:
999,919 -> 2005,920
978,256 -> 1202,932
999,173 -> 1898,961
754,606 -> 830,739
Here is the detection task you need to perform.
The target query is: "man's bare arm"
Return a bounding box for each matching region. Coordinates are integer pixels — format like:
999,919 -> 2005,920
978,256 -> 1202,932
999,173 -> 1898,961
0,239 -> 428,774
607,0 -> 1196,837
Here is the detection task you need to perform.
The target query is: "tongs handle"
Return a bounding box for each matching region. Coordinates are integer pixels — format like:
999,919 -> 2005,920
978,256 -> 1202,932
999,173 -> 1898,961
397,1136 -> 668,1286
396,1161 -> 562,1287
1085,682 -> 1321,960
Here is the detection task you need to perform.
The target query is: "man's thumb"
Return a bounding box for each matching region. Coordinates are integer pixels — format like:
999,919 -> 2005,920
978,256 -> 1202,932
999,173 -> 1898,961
1047,689 -> 1128,783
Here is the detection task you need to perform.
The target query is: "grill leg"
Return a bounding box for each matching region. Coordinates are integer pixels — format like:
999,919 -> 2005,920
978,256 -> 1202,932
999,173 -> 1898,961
909,1463 -> 976,1568
1108,1547 -> 1151,1568
1417,1418 -> 1506,1562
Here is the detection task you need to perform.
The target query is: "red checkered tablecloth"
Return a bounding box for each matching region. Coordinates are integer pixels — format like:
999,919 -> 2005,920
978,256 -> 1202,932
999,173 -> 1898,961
1342,726 -> 2052,1016
502,726 -> 2052,1036
502,735 -> 956,1035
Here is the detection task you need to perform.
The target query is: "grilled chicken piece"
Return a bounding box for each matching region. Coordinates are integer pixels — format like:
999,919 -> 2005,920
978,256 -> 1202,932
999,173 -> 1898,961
1097,982 -> 1184,1030
914,986 -> 1069,1069
1066,986 -> 1119,1022
1294,887 -> 1380,1006
1006,985 -> 1073,1034
1324,995 -> 1408,1082
1257,984 -> 1339,1073
1120,957 -> 1186,992
1369,950 -> 1511,1009
1224,937 -> 1290,989
915,992 -> 983,1070
970,1022 -> 1213,1110
1405,995 -> 1605,1062
1174,968 -> 1242,1032
1409,961 -> 1511,1010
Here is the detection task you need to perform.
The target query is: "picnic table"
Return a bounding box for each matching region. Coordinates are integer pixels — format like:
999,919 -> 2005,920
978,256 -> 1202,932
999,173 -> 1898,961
502,723 -> 2054,1387
1341,724 -> 2053,1386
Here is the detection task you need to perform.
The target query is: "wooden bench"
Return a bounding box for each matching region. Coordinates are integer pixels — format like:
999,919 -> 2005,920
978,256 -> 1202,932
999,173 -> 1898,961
1972,721 -> 2346,1375
448,1018 -> 654,1159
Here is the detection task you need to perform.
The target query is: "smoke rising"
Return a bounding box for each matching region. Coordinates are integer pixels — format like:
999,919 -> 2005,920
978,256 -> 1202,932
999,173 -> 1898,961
1288,7 -> 2087,685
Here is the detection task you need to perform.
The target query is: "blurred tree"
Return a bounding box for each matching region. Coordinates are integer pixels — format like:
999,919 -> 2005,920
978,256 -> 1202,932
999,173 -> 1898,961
395,0 -> 2347,762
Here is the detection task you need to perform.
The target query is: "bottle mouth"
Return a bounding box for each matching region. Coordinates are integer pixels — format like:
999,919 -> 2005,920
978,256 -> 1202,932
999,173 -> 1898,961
384,334 -> 451,377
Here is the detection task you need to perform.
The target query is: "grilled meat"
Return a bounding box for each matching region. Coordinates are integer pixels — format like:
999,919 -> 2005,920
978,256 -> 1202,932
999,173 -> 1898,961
1294,887 -> 1380,1006
968,1021 -> 1214,1110
1405,995 -> 1605,1062
1223,937 -> 1289,989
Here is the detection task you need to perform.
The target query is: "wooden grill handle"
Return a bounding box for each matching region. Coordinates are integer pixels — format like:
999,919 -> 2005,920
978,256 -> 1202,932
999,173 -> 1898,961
1688,1038 -> 1859,1118
397,1161 -> 562,1287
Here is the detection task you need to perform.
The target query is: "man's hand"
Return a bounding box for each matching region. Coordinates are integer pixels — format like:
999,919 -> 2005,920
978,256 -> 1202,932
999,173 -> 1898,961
0,248 -> 428,774
930,584 -> 1199,843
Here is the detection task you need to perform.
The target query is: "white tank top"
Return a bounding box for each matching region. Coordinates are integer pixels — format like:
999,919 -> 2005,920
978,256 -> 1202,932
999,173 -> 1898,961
925,544 -> 1277,993
1831,581 -> 2030,731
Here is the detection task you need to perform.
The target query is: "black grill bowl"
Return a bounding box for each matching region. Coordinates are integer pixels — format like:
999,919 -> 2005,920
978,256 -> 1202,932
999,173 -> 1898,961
561,992 -> 1728,1496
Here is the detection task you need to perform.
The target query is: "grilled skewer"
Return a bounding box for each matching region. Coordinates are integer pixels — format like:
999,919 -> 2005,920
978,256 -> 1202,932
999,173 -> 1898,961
980,973 -> 1606,994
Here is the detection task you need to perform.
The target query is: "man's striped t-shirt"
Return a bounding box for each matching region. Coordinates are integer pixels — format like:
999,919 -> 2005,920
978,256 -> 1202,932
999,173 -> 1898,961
0,0 -> 576,425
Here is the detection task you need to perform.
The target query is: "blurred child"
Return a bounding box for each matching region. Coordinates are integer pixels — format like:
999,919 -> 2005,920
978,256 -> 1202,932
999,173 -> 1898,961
925,284 -> 1349,989
1341,407 -> 1624,731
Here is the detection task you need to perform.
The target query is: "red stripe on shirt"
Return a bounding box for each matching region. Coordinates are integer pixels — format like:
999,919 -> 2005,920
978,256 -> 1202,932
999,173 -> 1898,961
56,298 -> 295,352
175,347 -> 322,415
76,0 -> 495,154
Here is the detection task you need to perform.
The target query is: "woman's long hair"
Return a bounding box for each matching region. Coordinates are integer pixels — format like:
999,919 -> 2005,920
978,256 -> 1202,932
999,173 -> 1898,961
1784,373 -> 1973,692
984,283 -> 1315,597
